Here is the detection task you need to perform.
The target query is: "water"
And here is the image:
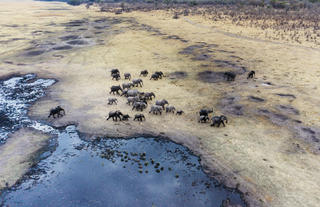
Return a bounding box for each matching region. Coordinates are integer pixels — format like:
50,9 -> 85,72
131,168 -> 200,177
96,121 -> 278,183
0,126 -> 244,207
0,74 -> 245,207
0,74 -> 56,144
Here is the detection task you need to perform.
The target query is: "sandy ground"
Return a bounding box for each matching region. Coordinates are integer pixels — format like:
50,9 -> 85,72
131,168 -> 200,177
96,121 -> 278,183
0,1 -> 320,207
0,128 -> 49,189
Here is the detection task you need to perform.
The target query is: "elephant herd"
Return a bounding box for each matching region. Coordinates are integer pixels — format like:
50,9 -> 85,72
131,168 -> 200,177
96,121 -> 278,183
106,68 -> 233,128
48,68 -> 256,129
107,69 -> 184,122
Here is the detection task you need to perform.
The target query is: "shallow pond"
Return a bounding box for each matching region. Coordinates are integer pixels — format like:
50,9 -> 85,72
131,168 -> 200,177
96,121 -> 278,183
0,125 -> 244,207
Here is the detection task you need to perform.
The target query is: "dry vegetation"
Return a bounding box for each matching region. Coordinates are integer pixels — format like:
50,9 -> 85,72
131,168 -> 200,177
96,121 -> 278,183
100,2 -> 320,47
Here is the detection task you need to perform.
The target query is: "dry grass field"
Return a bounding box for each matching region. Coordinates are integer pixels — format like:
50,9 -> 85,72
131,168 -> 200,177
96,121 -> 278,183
0,1 -> 320,207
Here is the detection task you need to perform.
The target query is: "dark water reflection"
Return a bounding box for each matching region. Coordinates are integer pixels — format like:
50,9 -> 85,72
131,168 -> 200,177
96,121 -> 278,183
1,126 -> 244,207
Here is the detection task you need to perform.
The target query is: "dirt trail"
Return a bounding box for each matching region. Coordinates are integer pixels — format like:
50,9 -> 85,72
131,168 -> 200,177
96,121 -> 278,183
0,2 -> 320,207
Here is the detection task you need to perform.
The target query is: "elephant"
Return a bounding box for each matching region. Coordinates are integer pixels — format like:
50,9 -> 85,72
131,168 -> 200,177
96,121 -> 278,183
112,73 -> 121,81
48,106 -> 65,118
132,79 -> 143,87
150,73 -> 160,80
176,110 -> 184,115
149,105 -> 163,115
121,89 -> 140,97
111,68 -> 119,75
165,105 -> 176,113
106,110 -> 123,121
199,108 -> 213,117
144,92 -> 156,100
110,85 -> 123,95
198,115 -> 209,123
155,99 -> 169,109
127,96 -> 140,105
247,70 -> 255,79
108,98 -> 117,105
211,115 -> 228,127
140,70 -> 148,77
122,114 -> 130,121
134,114 -> 145,121
155,71 -> 164,79
124,73 -> 131,80
132,102 -> 147,111
122,82 -> 133,90
224,72 -> 236,81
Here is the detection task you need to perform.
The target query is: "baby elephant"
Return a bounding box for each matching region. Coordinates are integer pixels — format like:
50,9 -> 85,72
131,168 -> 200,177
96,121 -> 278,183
165,106 -> 176,113
122,114 -> 130,121
211,115 -> 228,127
134,114 -> 145,121
176,110 -> 184,115
140,70 -> 148,77
108,98 -> 117,105
48,106 -> 65,118
198,115 -> 209,123
124,73 -> 131,80
247,70 -> 255,79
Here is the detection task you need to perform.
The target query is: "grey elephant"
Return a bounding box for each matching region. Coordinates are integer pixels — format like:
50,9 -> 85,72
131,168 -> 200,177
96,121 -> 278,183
122,89 -> 140,97
145,92 -> 156,100
127,96 -> 139,105
132,102 -> 147,111
122,82 -> 133,90
106,110 -> 123,121
165,105 -> 176,113
124,73 -> 131,80
211,115 -> 228,127
132,78 -> 143,87
108,98 -> 117,105
110,85 -> 123,95
134,114 -> 145,121
155,99 -> 169,109
149,105 -> 163,115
